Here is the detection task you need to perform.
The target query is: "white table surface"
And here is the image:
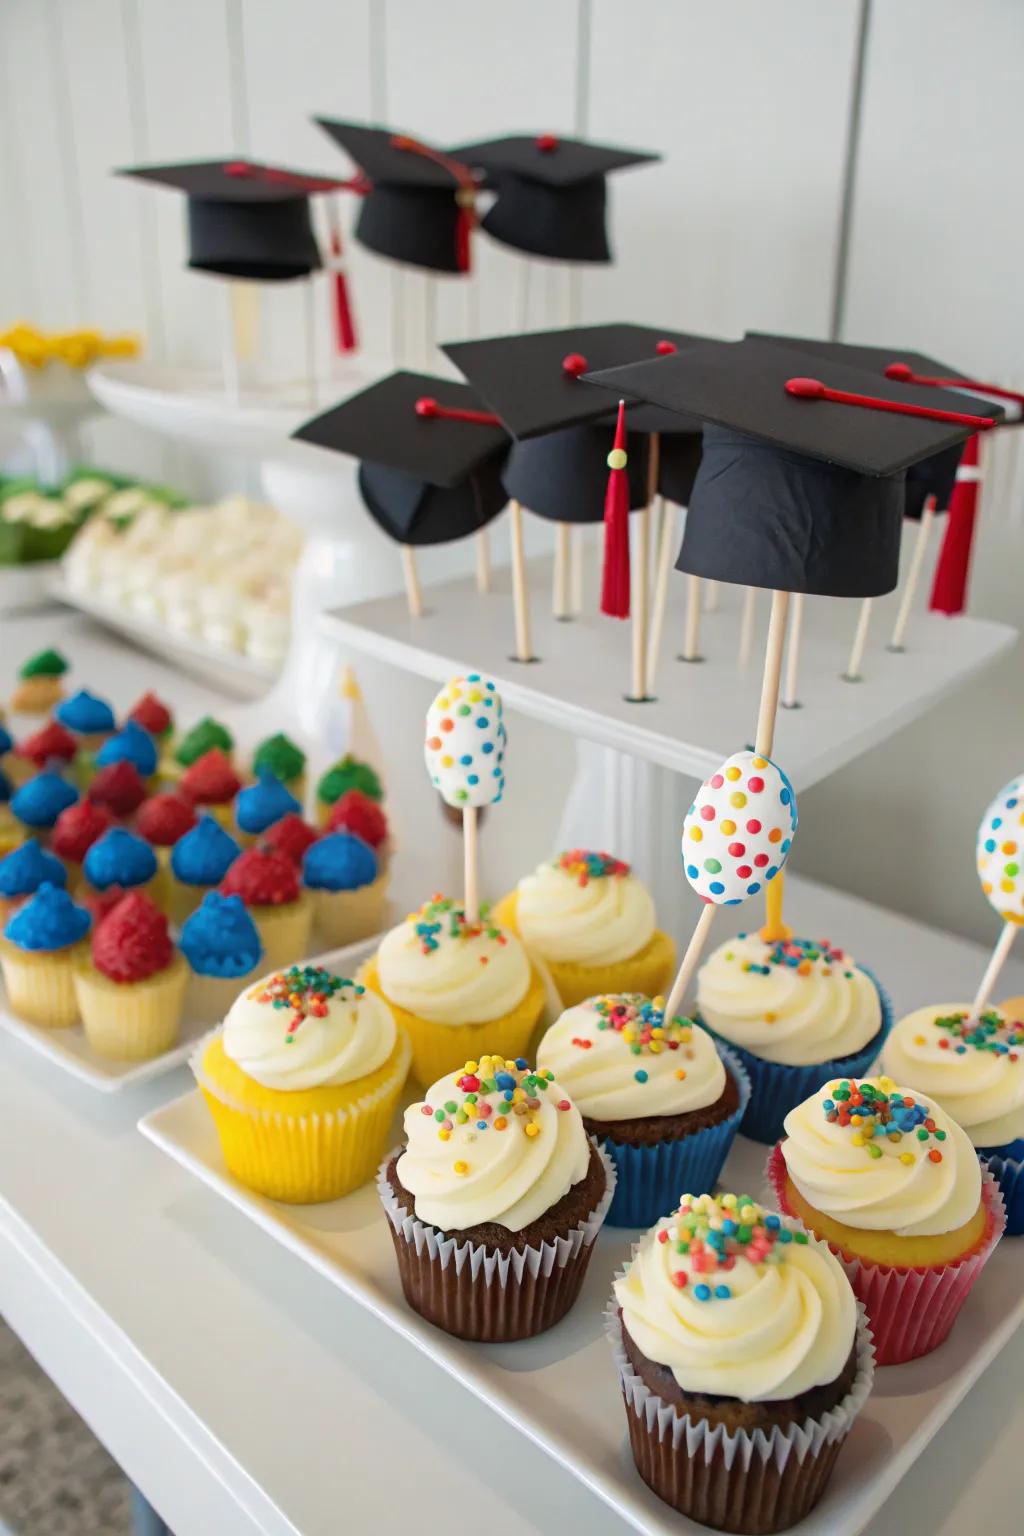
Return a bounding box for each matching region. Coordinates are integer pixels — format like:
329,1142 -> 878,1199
2,612 -> 1023,1535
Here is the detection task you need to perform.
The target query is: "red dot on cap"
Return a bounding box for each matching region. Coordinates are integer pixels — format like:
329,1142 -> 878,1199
535,133 -> 559,152
415,396 -> 439,417
655,340 -> 677,355
562,353 -> 588,378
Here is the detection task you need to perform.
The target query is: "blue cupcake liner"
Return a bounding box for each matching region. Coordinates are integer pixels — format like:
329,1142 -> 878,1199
600,1040 -> 750,1228
978,1139 -> 1024,1236
698,963 -> 893,1146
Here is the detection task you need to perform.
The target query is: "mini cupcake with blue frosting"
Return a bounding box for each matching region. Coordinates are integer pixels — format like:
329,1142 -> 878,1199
168,814 -> 240,925
302,831 -> 388,947
695,931 -> 892,1144
82,828 -> 158,916
95,718 -> 159,782
537,995 -> 749,1227
55,689 -> 117,751
234,770 -> 300,846
0,881 -> 91,1026
0,837 -> 66,920
10,770 -> 79,839
180,891 -> 264,1022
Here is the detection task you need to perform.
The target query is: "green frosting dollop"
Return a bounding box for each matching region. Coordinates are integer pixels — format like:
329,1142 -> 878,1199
253,732 -> 306,783
316,754 -> 383,805
174,715 -> 234,767
18,648 -> 69,679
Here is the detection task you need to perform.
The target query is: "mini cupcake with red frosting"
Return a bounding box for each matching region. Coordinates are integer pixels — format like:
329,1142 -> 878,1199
262,813 -> 319,867
88,760 -> 148,821
180,748 -> 242,829
219,844 -> 313,972
137,792 -> 197,911
51,799 -> 113,892
73,890 -> 187,1060
13,720 -> 79,780
326,789 -> 391,869
128,692 -> 176,778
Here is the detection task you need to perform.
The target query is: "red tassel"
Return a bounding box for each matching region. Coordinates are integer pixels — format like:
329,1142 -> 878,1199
601,401 -> 631,620
929,433 -> 981,614
329,232 -> 357,353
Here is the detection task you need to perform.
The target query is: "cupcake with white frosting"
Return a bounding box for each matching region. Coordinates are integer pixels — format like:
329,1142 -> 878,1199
363,895 -> 547,1086
883,1002 -> 1024,1235
696,932 -> 891,1143
193,962 -> 411,1203
379,1054 -> 614,1340
491,850 -> 675,1010
768,1075 -> 1005,1364
537,994 -> 748,1226
608,1191 -> 873,1533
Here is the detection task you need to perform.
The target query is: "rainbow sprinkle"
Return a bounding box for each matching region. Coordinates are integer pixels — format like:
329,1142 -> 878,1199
250,965 -> 360,1044
929,1010 -> 1024,1059
556,849 -> 630,887
582,994 -> 695,1081
409,894 -> 507,956
418,1056 -> 573,1169
656,1192 -> 805,1295
728,933 -> 852,980
823,1078 -> 947,1164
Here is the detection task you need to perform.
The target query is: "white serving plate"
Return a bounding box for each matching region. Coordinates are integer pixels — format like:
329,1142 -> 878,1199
49,579 -> 278,700
0,933 -> 388,1095
139,1086 -> 1024,1536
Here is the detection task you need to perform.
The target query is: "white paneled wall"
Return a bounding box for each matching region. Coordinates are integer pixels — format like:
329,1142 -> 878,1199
1,0 -> 1023,945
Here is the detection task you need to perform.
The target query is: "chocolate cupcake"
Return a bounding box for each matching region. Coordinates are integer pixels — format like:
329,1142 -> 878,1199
378,1054 -> 615,1341
608,1191 -> 874,1534
537,994 -> 748,1227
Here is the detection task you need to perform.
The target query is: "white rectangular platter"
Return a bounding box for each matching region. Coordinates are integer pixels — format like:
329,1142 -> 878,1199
139,1089 -> 1024,1536
0,933 -> 389,1094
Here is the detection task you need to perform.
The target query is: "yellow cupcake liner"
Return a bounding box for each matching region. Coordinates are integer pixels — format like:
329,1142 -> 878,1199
310,872 -> 390,950
194,1026 -> 412,1203
491,890 -> 675,1010
0,938 -> 88,1026
251,891 -> 314,972
362,957 -> 547,1086
73,952 -> 188,1060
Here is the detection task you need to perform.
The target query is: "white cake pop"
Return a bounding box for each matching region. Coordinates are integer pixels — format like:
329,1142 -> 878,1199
424,672 -> 506,809
977,774 -> 1024,924
682,749 -> 797,905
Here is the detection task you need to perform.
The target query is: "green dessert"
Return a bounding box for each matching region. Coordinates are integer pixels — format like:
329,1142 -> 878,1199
316,754 -> 383,810
174,716 -> 235,769
252,732 -> 306,786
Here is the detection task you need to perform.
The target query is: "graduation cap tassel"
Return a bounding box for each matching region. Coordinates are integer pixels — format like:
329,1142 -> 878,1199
930,433 -> 982,615
785,376 -> 996,432
884,362 -> 1024,410
326,198 -> 357,353
600,400 -> 631,620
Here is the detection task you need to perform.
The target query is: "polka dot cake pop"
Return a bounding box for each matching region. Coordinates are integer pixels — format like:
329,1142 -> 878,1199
424,672 -> 506,809
682,749 -> 797,905
977,774 -> 1024,924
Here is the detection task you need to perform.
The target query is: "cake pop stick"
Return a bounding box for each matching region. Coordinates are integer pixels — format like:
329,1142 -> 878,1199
647,496 -> 676,690
680,576 -> 702,662
476,527 -> 491,594
737,586 -> 757,668
220,285 -> 241,405
781,592 -> 805,709
425,672 -> 507,924
553,522 -> 571,619
401,547 -> 424,618
755,589 -> 790,759
888,496 -> 937,652
705,579 -> 720,613
844,598 -> 873,682
570,526 -> 584,614
973,774 -> 1024,1015
508,500 -> 534,660
629,433 -> 659,700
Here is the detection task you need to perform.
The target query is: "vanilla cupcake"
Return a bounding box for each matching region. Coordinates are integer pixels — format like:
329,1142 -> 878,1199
883,1003 -> 1024,1235
769,1075 -> 1005,1364
364,896 -> 547,1086
609,1191 -> 873,1533
491,850 -> 675,1010
73,892 -> 187,1060
697,932 -> 891,1143
194,963 -> 410,1202
0,882 -> 91,1026
538,995 -> 748,1226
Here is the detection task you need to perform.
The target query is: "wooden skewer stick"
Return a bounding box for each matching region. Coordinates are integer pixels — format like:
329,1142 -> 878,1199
738,585 -> 757,668
705,579 -> 720,613
509,499 -> 533,661
630,434 -> 659,700
570,525 -> 584,615
781,592 -> 805,709
663,904 -> 716,1025
302,275 -> 317,408
553,523 -> 571,619
401,546 -> 424,618
888,497 -> 937,652
680,575 -> 702,662
476,528 -> 491,594
463,804 -> 480,924
972,921 -> 1018,1018
844,597 -> 873,682
221,284 -> 241,405
646,496 -> 675,691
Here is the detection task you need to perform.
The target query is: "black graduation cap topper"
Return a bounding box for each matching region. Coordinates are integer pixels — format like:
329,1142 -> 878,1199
118,159 -> 348,281
582,338 -> 999,598
453,133 -> 659,263
292,371 -> 509,547
745,333 -> 1009,518
314,119 -> 476,275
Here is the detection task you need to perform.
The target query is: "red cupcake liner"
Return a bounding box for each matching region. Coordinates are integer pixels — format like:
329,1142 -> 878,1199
767,1142 -> 1005,1366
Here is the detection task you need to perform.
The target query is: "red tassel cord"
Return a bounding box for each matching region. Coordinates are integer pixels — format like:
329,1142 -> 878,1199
929,433 -> 982,615
601,401 -> 631,620
326,199 -> 357,354
391,136 -> 477,273
784,377 -> 996,430
884,362 -> 1024,413
415,397 -> 501,425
